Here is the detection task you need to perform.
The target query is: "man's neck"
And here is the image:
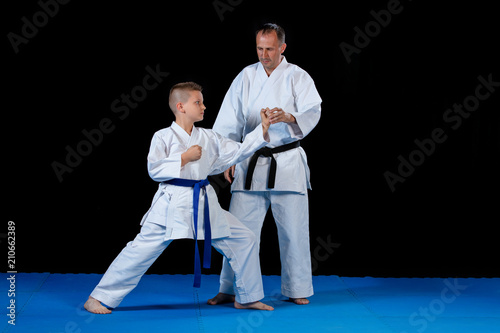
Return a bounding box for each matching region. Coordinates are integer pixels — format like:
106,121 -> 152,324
265,55 -> 284,76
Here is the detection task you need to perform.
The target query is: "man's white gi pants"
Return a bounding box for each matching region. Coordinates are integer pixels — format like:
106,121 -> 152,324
219,191 -> 313,299
90,213 -> 264,308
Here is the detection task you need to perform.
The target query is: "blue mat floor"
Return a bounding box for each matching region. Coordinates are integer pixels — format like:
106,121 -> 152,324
2,273 -> 499,333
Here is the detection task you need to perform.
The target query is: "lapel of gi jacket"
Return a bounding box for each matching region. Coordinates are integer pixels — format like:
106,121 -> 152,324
246,57 -> 289,131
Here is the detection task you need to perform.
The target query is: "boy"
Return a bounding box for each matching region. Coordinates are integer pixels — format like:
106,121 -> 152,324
84,82 -> 274,314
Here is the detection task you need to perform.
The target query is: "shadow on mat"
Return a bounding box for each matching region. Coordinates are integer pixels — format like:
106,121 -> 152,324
113,303 -> 195,311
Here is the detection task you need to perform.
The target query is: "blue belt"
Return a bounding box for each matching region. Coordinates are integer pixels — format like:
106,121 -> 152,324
165,178 -> 211,288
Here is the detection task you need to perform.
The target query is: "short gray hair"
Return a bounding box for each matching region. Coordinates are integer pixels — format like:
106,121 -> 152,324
256,23 -> 285,45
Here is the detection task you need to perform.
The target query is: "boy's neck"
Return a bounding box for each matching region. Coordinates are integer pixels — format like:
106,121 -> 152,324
175,118 -> 194,135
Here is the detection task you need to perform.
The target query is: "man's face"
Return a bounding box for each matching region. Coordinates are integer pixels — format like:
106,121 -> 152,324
256,31 -> 286,75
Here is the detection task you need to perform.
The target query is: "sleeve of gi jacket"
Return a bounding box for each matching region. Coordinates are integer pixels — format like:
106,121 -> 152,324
212,72 -> 246,142
209,125 -> 269,176
287,69 -> 322,139
147,131 -> 182,182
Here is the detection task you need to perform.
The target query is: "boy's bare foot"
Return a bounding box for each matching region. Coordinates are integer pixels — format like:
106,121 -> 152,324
234,301 -> 274,311
289,297 -> 309,305
84,296 -> 112,314
207,293 -> 235,305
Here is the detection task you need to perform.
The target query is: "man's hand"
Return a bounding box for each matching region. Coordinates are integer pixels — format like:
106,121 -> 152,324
181,145 -> 202,166
265,107 -> 296,124
224,165 -> 236,183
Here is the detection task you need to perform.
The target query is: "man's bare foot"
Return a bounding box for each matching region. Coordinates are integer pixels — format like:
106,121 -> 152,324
234,301 -> 274,311
84,296 -> 112,314
289,297 -> 309,305
207,293 -> 235,305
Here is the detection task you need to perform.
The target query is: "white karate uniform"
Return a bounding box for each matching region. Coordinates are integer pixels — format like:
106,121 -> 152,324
213,57 -> 321,299
90,122 -> 269,307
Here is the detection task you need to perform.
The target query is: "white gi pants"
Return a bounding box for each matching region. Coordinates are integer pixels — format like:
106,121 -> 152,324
90,213 -> 264,307
219,191 -> 314,299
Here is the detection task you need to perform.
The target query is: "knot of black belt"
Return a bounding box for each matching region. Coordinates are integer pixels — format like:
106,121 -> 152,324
245,141 -> 300,190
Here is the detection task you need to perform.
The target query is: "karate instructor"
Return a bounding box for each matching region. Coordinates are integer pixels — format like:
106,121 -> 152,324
208,23 -> 321,305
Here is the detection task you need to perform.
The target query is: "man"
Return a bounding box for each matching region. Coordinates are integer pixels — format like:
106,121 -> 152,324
208,23 -> 321,305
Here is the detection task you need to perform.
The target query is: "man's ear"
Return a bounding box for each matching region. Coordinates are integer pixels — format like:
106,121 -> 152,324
280,43 -> 287,54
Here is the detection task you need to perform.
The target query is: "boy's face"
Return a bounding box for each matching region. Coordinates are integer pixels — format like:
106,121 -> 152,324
181,90 -> 206,122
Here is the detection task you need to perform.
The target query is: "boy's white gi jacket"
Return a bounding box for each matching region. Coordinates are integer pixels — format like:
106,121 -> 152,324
213,57 -> 322,194
140,121 -> 269,241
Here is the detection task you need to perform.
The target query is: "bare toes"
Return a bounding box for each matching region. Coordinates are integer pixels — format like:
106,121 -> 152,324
289,297 -> 309,305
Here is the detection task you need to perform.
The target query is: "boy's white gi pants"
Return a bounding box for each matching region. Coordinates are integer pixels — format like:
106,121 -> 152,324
90,213 -> 264,308
219,191 -> 314,299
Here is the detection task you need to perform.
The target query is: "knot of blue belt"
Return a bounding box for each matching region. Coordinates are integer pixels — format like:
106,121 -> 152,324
245,141 -> 300,190
165,178 -> 211,288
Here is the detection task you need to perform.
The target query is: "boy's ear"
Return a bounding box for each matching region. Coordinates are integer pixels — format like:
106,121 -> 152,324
176,101 -> 184,113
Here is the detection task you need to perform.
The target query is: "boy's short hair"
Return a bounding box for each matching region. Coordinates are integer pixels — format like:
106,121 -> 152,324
169,82 -> 203,113
256,23 -> 285,45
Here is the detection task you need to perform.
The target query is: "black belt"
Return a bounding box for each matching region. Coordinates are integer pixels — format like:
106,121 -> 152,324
245,141 -> 300,190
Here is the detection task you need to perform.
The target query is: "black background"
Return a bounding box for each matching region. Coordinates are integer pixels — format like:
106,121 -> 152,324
4,0 -> 499,277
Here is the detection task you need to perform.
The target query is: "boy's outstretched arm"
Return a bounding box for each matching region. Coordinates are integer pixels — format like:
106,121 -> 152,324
211,114 -> 271,176
221,110 -> 270,182
260,108 -> 271,136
